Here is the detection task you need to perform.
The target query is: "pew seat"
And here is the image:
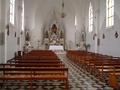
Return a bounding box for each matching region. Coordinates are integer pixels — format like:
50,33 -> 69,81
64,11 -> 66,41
0,67 -> 68,89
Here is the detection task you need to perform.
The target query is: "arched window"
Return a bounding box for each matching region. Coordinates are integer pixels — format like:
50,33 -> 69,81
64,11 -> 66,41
10,0 -> 15,25
106,0 -> 114,27
22,0 -> 24,31
75,15 -> 77,29
89,2 -> 93,32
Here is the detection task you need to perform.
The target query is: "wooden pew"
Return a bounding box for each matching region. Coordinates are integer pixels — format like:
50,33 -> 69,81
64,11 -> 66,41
7,59 -> 63,64
1,50 -> 69,89
66,50 -> 120,89
0,63 -> 65,68
15,55 -> 59,60
0,67 -> 68,89
14,50 -> 58,61
108,65 -> 120,89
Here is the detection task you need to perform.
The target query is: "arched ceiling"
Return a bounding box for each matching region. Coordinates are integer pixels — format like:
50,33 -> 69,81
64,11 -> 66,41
24,0 -> 76,26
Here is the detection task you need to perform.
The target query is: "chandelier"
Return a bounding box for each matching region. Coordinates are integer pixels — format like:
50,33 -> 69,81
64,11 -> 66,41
61,0 -> 66,18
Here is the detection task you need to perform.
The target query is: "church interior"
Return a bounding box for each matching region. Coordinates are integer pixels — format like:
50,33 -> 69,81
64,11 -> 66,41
0,0 -> 120,90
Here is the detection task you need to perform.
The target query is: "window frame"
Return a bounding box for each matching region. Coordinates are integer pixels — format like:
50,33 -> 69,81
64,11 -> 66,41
106,0 -> 114,28
10,0 -> 15,25
75,15 -> 77,29
22,0 -> 24,31
89,2 -> 93,32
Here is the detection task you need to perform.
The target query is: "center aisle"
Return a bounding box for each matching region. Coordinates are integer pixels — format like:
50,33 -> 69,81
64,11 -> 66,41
56,51 -> 113,90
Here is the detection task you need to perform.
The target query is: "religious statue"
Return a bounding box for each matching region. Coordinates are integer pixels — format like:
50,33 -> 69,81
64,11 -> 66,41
50,24 -> 59,45
25,29 -> 30,41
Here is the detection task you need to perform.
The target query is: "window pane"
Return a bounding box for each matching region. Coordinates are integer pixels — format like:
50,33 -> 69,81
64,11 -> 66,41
89,2 -> 93,32
91,13 -> 93,18
106,0 -> 114,27
91,19 -> 93,24
106,0 -> 108,8
111,7 -> 114,16
111,17 -> 113,26
109,0 -> 112,7
89,9 -> 91,17
112,0 -> 114,6
109,8 -> 112,17
10,0 -> 12,3
22,0 -> 24,31
106,19 -> 108,27
106,9 -> 108,17
10,4 -> 12,14
10,0 -> 15,25
109,17 -> 112,26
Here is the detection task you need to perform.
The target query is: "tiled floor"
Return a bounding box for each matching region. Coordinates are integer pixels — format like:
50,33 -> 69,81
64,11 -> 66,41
0,52 -> 113,90
58,54 -> 113,90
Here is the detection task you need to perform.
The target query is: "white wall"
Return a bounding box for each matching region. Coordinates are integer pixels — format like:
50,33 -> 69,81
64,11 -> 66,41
99,0 -> 120,57
85,0 -> 120,57
6,25 -> 17,60
0,0 -> 2,27
6,0 -> 25,61
0,0 -> 7,63
0,0 -> 25,63
0,0 -> 1,62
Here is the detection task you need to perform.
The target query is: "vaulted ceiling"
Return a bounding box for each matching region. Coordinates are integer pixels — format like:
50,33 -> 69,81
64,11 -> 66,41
24,0 -> 87,29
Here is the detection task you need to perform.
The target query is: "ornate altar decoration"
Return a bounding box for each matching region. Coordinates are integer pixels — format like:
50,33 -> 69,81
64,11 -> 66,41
42,1 -> 66,50
43,24 -> 64,49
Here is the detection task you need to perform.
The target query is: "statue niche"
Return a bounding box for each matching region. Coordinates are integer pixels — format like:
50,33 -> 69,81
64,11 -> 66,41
50,24 -> 59,45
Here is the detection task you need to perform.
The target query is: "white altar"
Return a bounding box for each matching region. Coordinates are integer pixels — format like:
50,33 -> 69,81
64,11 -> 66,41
49,45 -> 64,50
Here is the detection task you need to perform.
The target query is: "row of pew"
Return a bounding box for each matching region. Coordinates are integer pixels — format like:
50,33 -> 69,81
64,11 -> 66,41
66,50 -> 120,89
0,50 -> 68,90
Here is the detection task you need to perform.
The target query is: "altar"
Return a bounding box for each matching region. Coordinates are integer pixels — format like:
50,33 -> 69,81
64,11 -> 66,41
43,23 -> 65,50
49,45 -> 64,50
